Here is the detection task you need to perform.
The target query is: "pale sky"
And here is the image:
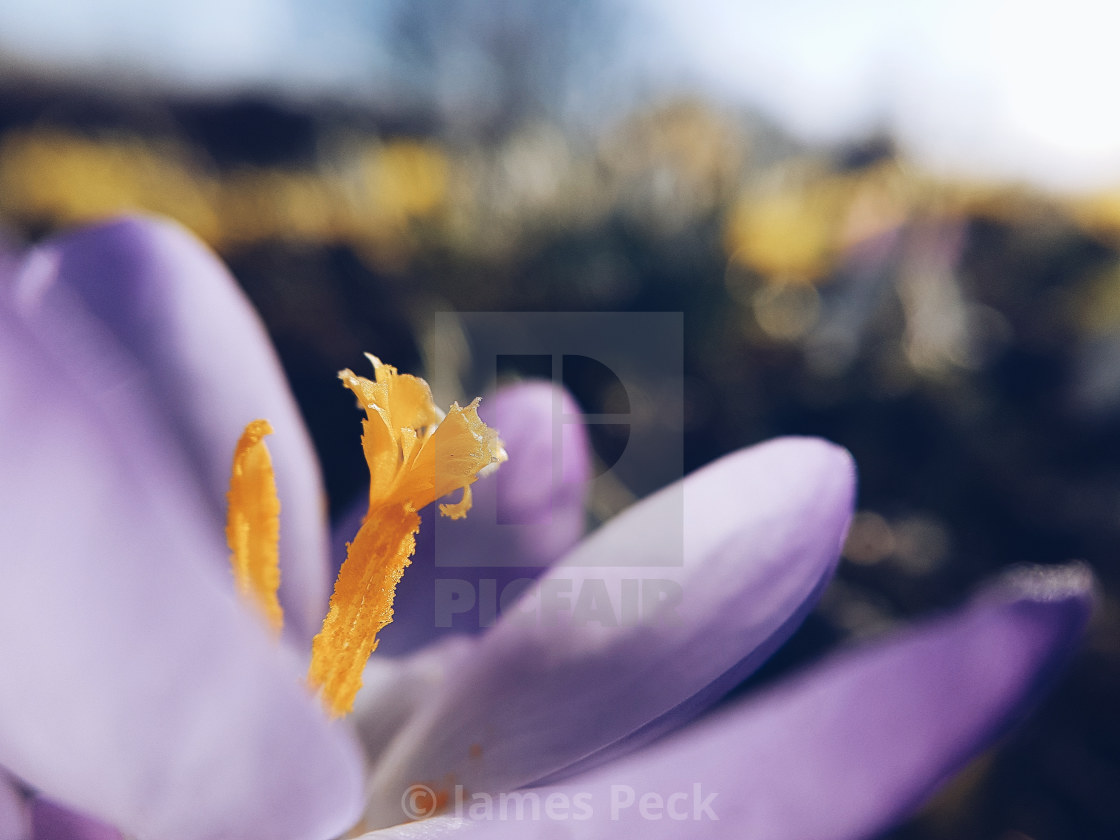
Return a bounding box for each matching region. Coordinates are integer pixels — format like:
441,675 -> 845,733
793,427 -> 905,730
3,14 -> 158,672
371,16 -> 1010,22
0,0 -> 1117,191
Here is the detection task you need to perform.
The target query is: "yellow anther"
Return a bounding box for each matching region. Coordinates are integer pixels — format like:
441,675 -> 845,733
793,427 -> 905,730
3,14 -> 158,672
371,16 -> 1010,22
226,419 -> 284,634
308,356 -> 505,717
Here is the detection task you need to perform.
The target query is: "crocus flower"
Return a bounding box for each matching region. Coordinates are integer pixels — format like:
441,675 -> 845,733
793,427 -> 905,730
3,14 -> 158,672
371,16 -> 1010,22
0,215 -> 1092,840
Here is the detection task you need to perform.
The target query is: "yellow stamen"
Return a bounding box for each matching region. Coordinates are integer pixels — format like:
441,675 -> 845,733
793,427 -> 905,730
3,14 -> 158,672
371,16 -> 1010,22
308,355 -> 505,716
226,419 -> 284,634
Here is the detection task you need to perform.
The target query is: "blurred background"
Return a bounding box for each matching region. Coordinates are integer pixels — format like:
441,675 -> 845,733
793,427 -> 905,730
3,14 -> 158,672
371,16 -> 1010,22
1,1 -> 1118,837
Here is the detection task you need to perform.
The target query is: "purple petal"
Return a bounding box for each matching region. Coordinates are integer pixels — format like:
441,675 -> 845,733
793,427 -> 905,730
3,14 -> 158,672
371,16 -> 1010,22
0,229 -> 21,278
30,799 -> 121,840
352,637 -> 475,761
0,771 -> 28,840
364,381 -> 591,655
363,564 -> 1091,840
0,300 -> 363,840
6,216 -> 327,639
360,438 -> 855,826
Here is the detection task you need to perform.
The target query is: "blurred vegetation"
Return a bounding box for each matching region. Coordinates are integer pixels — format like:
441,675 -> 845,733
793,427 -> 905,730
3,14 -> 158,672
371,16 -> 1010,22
1,80 -> 1118,840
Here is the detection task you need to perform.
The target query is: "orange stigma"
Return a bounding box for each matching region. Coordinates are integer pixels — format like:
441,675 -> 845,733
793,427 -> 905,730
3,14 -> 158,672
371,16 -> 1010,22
308,355 -> 505,716
226,356 -> 504,717
304,356 -> 505,715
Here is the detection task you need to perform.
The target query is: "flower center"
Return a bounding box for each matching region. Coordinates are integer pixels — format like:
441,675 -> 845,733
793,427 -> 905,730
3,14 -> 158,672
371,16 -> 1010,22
225,354 -> 506,717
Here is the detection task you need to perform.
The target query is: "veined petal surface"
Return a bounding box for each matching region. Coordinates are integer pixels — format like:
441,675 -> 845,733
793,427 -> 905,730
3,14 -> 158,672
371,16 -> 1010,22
363,438 -> 855,826
362,565 -> 1091,840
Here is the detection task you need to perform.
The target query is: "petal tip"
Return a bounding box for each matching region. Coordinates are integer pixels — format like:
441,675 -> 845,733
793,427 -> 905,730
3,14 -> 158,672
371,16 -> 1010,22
966,562 -> 1095,690
58,212 -> 203,251
763,435 -> 859,506
984,561 -> 1096,621
483,379 -> 579,427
